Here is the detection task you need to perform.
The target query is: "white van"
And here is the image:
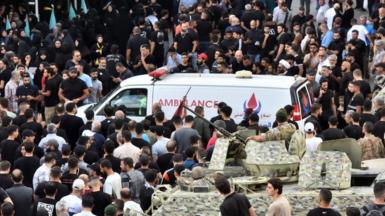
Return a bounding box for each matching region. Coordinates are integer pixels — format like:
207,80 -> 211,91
77,73 -> 314,128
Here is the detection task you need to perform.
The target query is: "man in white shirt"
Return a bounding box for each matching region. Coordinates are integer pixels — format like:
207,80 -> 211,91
273,3 -> 291,28
74,195 -> 96,216
347,18 -> 371,46
304,122 -> 323,152
101,159 -> 122,199
121,188 -> 143,214
152,126 -> 169,161
32,152 -> 56,190
60,178 -> 84,215
113,130 -> 141,164
38,123 -> 67,151
324,3 -> 340,30
316,0 -> 329,24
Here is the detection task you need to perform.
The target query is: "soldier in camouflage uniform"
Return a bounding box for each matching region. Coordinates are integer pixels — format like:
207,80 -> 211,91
358,122 -> 385,160
247,109 -> 296,147
190,166 -> 212,188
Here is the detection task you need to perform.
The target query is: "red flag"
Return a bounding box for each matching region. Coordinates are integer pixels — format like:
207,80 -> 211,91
174,96 -> 186,117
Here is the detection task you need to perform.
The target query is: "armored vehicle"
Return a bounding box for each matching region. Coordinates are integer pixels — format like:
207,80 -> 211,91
151,137 -> 385,216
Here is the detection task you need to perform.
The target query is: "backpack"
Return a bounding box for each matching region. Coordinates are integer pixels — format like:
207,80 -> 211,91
361,203 -> 385,216
288,130 -> 306,158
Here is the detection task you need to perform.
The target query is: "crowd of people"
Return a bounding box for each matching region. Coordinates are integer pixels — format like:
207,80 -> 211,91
0,0 -> 385,215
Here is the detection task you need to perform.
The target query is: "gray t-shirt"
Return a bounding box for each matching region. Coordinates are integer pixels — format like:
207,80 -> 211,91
173,128 -> 200,154
89,79 -> 102,103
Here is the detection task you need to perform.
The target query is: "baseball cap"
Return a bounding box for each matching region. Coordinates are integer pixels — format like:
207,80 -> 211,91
72,179 -> 85,190
22,129 -> 35,138
304,122 -> 315,133
68,66 -> 77,72
198,53 -> 208,60
82,129 -> 95,137
104,204 -> 117,216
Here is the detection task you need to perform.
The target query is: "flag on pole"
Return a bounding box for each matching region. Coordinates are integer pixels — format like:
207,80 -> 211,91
81,0 -> 88,14
5,16 -> 11,31
69,3 -> 76,20
24,16 -> 30,38
49,7 -> 56,30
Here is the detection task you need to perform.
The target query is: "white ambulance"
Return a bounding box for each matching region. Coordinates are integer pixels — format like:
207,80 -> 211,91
77,73 -> 314,128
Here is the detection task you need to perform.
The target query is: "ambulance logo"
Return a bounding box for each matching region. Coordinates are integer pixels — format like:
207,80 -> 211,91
243,93 -> 261,114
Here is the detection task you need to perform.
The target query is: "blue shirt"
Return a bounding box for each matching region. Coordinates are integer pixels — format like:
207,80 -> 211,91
183,159 -> 197,170
131,133 -> 150,143
321,30 -> 334,48
78,73 -> 93,88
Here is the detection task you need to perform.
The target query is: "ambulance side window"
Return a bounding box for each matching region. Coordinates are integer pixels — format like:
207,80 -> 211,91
297,86 -> 312,118
109,88 -> 147,116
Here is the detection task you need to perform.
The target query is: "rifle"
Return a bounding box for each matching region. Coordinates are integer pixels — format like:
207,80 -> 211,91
182,105 -> 247,145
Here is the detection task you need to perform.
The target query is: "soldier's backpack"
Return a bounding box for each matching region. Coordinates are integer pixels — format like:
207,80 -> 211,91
288,130 -> 306,158
361,203 -> 385,216
298,151 -> 352,189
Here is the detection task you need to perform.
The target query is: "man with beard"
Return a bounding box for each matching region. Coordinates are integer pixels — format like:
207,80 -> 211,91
305,103 -> 323,134
89,68 -> 103,104
197,53 -> 209,74
316,77 -> 336,129
132,44 -> 156,75
16,73 -> 39,111
97,57 -> 113,96
58,67 -> 89,106
41,67 -> 62,123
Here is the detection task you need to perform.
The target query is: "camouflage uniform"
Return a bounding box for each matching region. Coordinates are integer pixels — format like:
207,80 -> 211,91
190,178 -> 212,188
288,130 -> 306,158
358,134 -> 385,160
263,122 -> 297,147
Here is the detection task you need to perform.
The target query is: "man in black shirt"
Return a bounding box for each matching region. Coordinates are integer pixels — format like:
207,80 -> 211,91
344,112 -> 363,140
58,67 -> 89,106
360,182 -> 385,216
20,109 -> 44,144
126,27 -> 149,65
88,178 -> 111,216
13,142 -> 40,188
35,167 -> 69,202
157,140 -> 175,174
174,21 -> 198,55
347,81 -> 365,113
305,103 -> 323,134
220,105 -> 238,133
320,116 -> 345,141
307,189 -> 341,216
100,141 -> 121,173
316,77 -> 337,130
132,44 -> 156,75
16,73 -> 39,111
0,125 -> 20,165
41,66 -> 62,123
0,59 -> 12,97
360,100 -> 378,126
64,50 -> 90,74
33,182 -> 57,216
140,169 -> 158,213
59,103 -> 84,149
149,22 -> 166,67
0,161 -> 13,190
214,174 -> 255,216
373,108 -> 385,144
